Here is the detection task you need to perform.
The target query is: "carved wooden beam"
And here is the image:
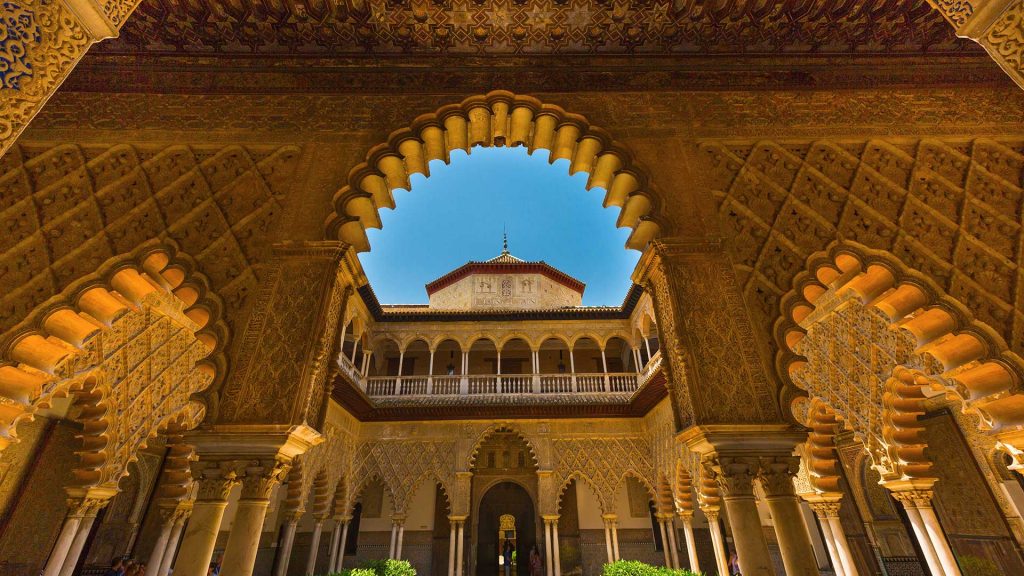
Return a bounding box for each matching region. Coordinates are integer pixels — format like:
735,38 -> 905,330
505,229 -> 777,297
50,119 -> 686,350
928,0 -> 1024,88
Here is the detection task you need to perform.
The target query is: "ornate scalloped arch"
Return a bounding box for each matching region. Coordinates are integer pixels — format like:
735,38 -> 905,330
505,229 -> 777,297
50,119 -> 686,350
775,241 -> 1024,467
467,424 -> 540,470
673,459 -> 695,515
0,241 -> 228,489
325,91 -> 669,252
555,472 -> 608,515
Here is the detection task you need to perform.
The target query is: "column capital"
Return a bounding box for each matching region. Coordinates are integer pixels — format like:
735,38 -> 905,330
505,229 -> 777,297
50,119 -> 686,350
677,510 -> 694,522
447,515 -> 468,523
284,508 -> 306,524
711,455 -> 760,498
601,513 -> 618,522
702,508 -> 721,523
65,488 -> 116,518
889,489 -> 936,509
391,514 -> 407,524
190,462 -> 242,502
238,458 -> 291,500
541,514 -> 560,523
757,455 -> 800,498
808,500 -> 842,518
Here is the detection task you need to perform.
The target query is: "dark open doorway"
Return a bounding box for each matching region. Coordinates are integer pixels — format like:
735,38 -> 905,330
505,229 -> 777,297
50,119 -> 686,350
477,482 -> 537,576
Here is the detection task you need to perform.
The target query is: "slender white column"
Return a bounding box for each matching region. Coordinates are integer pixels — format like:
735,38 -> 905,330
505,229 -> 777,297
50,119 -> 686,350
704,509 -> 730,576
666,518 -> 680,569
904,504 -> 945,576
544,520 -> 554,576
159,513 -> 188,576
602,518 -> 614,564
335,520 -> 351,572
644,338 -> 652,361
455,521 -> 465,576
327,521 -> 343,574
397,350 -> 405,377
919,505 -> 961,576
305,519 -> 324,576
42,515 -> 82,576
658,519 -> 672,567
389,522 -> 398,559
679,514 -> 699,573
273,516 -> 300,576
827,515 -> 858,576
350,338 -> 359,363
448,520 -> 457,576
58,515 -> 97,576
816,513 -> 846,576
610,518 -> 620,560
145,510 -> 177,576
396,524 -> 406,559
338,322 -> 348,356
552,521 -> 562,576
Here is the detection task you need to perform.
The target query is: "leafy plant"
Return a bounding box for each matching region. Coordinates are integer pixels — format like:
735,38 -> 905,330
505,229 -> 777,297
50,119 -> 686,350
324,559 -> 415,576
601,559 -> 702,576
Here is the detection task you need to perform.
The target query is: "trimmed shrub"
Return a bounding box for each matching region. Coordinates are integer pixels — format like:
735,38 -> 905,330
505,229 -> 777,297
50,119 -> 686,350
601,559 -> 702,576
325,559 -> 415,576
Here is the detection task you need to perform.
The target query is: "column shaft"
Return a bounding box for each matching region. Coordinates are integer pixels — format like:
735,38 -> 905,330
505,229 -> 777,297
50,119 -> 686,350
680,517 -> 699,573
765,495 -> 820,576
918,505 -> 962,576
42,515 -> 82,576
827,515 -> 858,576
327,521 -> 343,574
816,515 -> 845,576
336,521 -> 351,572
448,522 -> 457,576
904,505 -> 945,576
174,499 -> 230,576
552,521 -> 561,576
221,499 -> 272,576
273,520 -> 299,576
722,495 -> 773,576
455,522 -> 465,576
389,523 -> 398,559
306,520 -> 324,575
544,520 -> 554,576
658,520 -> 672,567
610,521 -> 620,560
145,518 -> 176,576
396,524 -> 405,559
666,519 -> 680,569
603,522 -> 614,564
705,513 -> 729,576
159,517 -> 188,576
58,515 -> 96,576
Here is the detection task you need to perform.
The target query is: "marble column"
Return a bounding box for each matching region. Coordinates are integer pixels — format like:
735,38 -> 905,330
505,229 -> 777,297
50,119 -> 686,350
603,517 -> 614,564
455,520 -> 466,576
703,508 -> 729,576
395,522 -> 406,559
145,508 -> 179,576
544,518 -> 554,576
158,510 -> 190,576
42,515 -> 82,576
305,518 -> 325,575
335,518 -> 351,572
610,517 -> 620,560
273,511 -> 302,576
759,457 -> 820,576
678,512 -> 699,573
552,519 -> 561,576
222,463 -> 288,576
717,457 -> 773,576
657,518 -> 672,567
448,518 -> 458,576
891,489 -> 962,576
807,499 -> 857,576
173,469 -> 239,576
58,514 -> 99,576
665,517 -> 680,569
327,519 -> 343,573
389,521 -> 399,559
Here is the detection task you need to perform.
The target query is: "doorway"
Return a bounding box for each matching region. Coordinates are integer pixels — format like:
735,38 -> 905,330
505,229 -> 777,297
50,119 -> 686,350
477,482 -> 537,576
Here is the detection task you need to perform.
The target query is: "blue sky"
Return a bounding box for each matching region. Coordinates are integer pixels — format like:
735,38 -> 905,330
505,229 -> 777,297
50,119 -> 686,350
360,146 -> 641,306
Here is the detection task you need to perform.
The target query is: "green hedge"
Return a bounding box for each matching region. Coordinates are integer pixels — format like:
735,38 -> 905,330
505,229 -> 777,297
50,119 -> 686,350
601,559 -> 703,576
325,559 -> 416,576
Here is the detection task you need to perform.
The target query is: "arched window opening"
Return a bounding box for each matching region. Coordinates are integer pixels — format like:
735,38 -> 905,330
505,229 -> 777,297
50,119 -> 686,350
468,338 -> 498,375
434,339 -> 462,376
402,339 -> 431,376
605,337 -> 635,373
374,338 -> 401,377
500,338 -> 533,376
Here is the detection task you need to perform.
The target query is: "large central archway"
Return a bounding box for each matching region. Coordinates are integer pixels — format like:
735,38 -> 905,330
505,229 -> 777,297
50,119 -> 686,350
324,91 -> 671,253
477,482 -> 538,576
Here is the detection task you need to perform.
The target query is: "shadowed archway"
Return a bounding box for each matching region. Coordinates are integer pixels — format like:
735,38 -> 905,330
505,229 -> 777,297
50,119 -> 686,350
477,482 -> 537,576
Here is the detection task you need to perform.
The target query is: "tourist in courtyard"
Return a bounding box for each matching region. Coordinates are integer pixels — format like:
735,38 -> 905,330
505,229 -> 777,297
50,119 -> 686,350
529,544 -> 542,576
103,558 -> 124,576
502,540 -> 513,576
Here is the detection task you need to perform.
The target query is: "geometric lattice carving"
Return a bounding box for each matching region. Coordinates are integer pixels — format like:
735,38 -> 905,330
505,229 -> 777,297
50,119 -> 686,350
704,138 -> 1024,357
350,439 -> 456,514
553,436 -> 654,514
0,143 -> 301,334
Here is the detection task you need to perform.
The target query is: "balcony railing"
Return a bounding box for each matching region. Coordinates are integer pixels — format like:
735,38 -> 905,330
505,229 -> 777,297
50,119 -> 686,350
339,350 -> 663,400
360,372 -> 648,398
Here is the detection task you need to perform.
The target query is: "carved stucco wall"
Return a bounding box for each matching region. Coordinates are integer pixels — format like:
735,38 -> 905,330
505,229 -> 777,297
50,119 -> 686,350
0,143 -> 302,338
429,272 -> 582,311
704,137 -> 1024,365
